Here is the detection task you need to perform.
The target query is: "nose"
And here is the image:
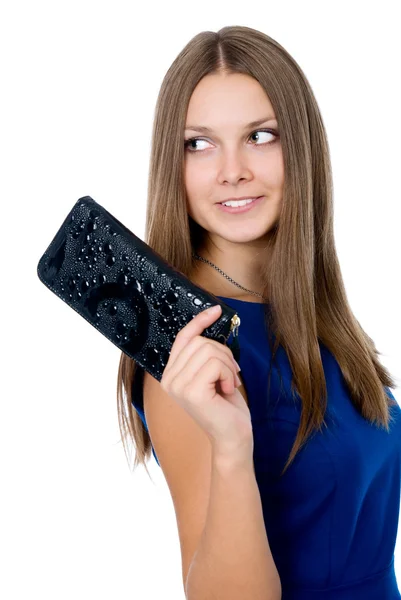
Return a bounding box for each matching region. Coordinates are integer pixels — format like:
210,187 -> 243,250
218,147 -> 253,184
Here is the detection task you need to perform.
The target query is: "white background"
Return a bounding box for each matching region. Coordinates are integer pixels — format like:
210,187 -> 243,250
1,1 -> 400,598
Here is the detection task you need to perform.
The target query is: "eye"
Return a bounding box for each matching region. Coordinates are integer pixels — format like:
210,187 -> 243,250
184,128 -> 279,153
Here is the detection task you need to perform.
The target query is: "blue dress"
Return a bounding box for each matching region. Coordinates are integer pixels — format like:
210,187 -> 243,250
132,296 -> 401,598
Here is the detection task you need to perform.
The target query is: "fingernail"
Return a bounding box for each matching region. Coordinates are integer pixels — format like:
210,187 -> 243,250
207,304 -> 221,315
234,359 -> 241,371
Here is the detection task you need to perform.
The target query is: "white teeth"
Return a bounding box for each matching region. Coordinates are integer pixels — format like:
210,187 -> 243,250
222,198 -> 257,207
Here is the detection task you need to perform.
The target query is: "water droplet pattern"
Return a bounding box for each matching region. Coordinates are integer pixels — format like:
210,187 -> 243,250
37,196 -> 240,381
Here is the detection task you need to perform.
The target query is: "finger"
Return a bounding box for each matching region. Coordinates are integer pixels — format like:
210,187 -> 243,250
165,333 -> 239,382
163,340 -> 239,396
179,356 -> 237,406
166,304 -> 222,366
166,358 -> 236,443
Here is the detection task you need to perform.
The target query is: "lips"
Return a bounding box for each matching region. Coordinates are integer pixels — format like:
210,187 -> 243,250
217,195 -> 264,214
218,196 -> 261,204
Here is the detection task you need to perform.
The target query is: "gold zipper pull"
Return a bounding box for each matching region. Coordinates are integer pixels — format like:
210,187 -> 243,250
228,314 -> 241,362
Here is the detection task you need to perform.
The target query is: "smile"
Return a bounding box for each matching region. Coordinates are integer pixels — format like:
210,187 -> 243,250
217,196 -> 264,214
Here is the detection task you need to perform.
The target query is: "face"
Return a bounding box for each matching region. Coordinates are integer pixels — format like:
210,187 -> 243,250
184,72 -> 284,251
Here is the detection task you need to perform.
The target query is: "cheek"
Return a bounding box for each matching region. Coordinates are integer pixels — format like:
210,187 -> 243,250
185,159 -> 210,190
256,152 -> 284,188
272,151 -> 285,186
184,162 -> 212,213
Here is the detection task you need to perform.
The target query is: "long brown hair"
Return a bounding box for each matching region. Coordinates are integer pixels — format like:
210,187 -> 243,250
116,25 -> 399,479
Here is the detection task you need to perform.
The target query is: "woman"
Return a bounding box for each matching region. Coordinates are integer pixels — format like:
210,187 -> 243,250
117,25 -> 401,599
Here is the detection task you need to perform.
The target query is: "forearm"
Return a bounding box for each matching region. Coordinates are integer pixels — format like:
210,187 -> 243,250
185,448 -> 282,600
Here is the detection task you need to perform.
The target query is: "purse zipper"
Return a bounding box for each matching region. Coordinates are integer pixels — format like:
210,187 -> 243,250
224,313 -> 241,362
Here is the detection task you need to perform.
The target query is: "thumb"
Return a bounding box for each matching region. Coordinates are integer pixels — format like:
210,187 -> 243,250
167,304 -> 222,364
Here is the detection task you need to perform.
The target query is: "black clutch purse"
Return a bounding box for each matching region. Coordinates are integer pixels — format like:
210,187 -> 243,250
36,195 -> 241,382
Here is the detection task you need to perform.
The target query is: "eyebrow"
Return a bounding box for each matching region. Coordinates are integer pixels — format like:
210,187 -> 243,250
184,116 -> 277,134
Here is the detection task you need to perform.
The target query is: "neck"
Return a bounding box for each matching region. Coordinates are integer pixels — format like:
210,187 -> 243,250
191,250 -> 268,300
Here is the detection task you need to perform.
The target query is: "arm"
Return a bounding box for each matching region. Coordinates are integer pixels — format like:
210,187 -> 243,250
185,448 -> 282,600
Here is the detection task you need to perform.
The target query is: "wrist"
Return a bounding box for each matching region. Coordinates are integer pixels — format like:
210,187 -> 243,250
211,437 -> 254,471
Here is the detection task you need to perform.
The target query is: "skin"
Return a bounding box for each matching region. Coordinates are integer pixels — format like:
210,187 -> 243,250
184,71 -> 284,302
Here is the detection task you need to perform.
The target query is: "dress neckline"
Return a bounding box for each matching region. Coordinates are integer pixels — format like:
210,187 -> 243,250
217,295 -> 267,305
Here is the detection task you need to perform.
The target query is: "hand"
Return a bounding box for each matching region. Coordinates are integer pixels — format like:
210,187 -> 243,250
160,304 -> 254,460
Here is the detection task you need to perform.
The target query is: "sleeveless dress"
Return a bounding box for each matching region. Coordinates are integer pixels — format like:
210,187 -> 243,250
132,296 -> 401,598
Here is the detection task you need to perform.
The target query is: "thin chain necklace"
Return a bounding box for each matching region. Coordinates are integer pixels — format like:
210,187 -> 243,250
192,253 -> 268,301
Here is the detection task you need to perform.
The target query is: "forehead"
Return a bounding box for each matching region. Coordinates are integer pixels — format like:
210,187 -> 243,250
184,74 -> 276,133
